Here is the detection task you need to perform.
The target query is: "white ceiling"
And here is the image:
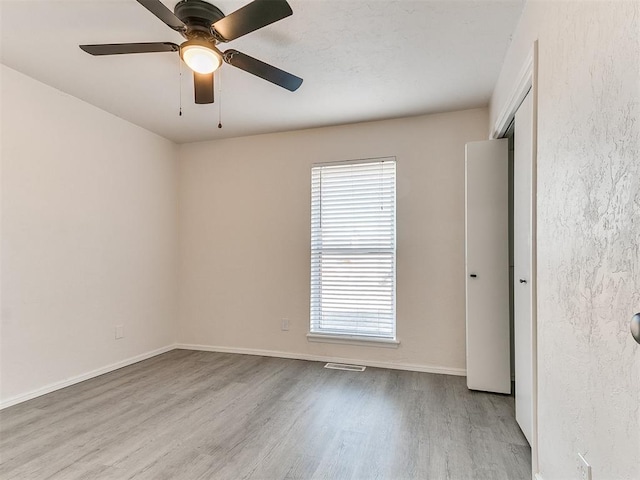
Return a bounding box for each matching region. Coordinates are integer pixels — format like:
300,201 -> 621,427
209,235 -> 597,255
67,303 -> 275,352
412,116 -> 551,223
0,0 -> 524,143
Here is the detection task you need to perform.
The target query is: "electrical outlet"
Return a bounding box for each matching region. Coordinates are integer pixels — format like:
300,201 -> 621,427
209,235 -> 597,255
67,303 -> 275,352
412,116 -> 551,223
281,318 -> 290,331
115,325 -> 124,339
577,453 -> 592,480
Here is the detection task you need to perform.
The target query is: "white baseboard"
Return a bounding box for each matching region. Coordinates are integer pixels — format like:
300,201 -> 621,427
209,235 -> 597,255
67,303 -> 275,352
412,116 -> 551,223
0,344 -> 175,410
1,343 -> 466,409
174,343 -> 467,377
534,473 -> 544,480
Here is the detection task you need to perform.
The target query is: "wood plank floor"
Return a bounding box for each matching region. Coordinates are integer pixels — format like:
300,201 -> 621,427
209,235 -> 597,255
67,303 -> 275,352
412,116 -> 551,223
0,350 -> 530,479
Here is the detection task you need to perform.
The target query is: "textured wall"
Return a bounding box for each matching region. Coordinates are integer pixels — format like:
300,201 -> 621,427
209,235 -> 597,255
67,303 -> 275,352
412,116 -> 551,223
492,1 -> 640,478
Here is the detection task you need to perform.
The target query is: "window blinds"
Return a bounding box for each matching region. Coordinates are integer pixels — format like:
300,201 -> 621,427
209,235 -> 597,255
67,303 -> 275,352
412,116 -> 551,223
310,158 -> 396,339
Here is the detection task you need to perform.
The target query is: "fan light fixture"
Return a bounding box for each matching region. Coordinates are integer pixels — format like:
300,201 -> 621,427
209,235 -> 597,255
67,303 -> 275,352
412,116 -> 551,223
79,0 -> 304,105
181,40 -> 222,74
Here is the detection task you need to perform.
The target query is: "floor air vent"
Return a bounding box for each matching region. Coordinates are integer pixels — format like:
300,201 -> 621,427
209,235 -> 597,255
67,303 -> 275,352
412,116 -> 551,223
324,363 -> 366,372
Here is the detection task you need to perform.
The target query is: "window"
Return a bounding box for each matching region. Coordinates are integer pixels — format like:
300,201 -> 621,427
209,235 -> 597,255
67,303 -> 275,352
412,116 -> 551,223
310,158 -> 396,341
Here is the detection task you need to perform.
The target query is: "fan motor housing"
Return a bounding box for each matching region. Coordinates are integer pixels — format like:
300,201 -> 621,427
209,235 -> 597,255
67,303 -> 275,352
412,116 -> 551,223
174,0 -> 224,37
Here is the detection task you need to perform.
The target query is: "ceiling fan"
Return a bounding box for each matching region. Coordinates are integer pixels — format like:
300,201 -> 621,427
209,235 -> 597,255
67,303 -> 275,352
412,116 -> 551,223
79,0 -> 303,104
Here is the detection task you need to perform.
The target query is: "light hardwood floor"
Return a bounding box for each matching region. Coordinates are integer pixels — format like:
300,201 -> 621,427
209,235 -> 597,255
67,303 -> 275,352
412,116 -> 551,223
0,350 -> 530,479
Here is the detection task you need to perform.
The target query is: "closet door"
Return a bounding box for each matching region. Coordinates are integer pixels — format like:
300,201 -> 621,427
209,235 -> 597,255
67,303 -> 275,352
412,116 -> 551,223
465,139 -> 510,394
514,91 -> 534,444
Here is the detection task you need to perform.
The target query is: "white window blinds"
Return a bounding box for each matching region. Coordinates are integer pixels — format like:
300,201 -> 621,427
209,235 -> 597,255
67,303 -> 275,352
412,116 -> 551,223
310,158 -> 396,339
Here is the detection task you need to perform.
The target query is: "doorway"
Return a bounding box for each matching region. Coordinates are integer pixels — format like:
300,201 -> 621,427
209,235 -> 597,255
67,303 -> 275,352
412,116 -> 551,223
493,42 -> 539,476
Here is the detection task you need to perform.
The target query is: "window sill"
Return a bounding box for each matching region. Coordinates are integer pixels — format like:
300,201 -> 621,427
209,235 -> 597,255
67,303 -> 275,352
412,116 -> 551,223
306,333 -> 400,348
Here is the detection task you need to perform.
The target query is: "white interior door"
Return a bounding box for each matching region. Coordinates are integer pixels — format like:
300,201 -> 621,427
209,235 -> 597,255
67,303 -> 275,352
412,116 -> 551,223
465,139 -> 511,394
514,91 -> 534,444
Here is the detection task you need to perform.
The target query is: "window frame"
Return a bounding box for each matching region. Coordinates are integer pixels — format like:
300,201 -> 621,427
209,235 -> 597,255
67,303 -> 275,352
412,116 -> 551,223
308,157 -> 398,347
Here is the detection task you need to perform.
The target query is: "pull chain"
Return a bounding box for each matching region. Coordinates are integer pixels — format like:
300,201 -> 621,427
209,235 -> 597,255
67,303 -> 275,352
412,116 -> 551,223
217,68 -> 222,128
178,55 -> 183,116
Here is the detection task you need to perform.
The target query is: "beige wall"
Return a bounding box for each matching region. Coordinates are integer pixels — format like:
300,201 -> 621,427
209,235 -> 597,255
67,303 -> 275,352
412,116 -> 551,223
0,66 -> 178,405
491,1 -> 640,478
177,108 -> 488,372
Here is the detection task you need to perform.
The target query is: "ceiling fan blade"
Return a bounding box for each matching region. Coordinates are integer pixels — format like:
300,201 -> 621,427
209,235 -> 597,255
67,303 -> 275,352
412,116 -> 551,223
194,72 -> 215,104
136,0 -> 186,32
223,49 -> 302,92
80,42 -> 179,56
212,0 -> 292,42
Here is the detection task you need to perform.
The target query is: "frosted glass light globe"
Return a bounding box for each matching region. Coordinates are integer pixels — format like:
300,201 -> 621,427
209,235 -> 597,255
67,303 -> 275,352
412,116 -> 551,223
182,44 -> 222,74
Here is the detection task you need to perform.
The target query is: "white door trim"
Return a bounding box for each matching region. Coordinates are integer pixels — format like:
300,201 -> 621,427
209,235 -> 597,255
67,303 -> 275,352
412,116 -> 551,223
491,45 -> 534,140
492,40 -> 539,478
